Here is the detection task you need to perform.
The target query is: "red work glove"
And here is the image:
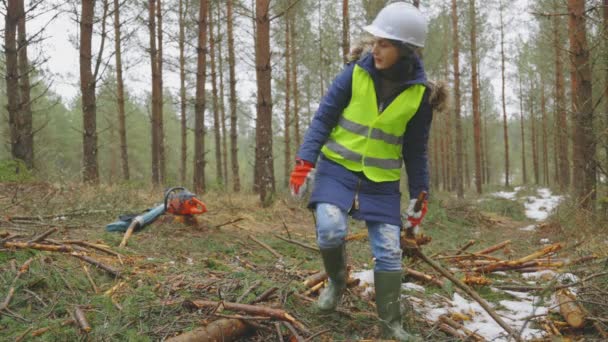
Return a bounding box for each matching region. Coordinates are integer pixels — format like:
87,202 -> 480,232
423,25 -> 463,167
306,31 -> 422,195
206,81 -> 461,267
289,158 -> 315,199
403,198 -> 428,229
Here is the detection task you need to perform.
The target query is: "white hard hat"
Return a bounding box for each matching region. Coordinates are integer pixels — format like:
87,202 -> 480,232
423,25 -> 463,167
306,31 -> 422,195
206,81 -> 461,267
363,2 -> 428,48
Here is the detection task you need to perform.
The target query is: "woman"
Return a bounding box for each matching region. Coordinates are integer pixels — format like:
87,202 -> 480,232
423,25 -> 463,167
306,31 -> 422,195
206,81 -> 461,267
289,2 -> 445,341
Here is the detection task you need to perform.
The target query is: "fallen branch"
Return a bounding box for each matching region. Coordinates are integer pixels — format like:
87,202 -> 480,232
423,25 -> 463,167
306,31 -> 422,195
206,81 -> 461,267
415,251 -> 522,341
405,267 -> 444,288
119,219 -> 139,248
249,235 -> 283,259
73,306 -> 92,333
250,287 -> 278,304
556,289 -> 585,328
474,243 -> 562,274
3,241 -> 74,253
473,240 -> 511,255
0,258 -> 34,312
28,227 -> 59,243
82,264 -> 99,293
455,240 -> 476,255
302,271 -> 327,288
274,234 -> 319,252
71,253 -> 121,278
166,318 -> 251,342
185,299 -> 305,331
215,217 -> 244,229
236,280 -> 261,303
58,240 -> 122,257
439,315 -> 485,341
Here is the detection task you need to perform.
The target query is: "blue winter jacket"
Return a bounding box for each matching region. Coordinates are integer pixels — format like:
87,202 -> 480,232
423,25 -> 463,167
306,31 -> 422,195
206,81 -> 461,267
297,53 -> 433,227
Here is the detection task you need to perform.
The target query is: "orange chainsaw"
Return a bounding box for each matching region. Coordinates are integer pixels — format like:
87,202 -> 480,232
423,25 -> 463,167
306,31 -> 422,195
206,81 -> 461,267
164,187 -> 207,216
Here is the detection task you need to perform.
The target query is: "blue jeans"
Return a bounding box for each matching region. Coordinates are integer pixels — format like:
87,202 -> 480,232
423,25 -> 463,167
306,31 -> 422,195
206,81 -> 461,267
315,202 -> 402,272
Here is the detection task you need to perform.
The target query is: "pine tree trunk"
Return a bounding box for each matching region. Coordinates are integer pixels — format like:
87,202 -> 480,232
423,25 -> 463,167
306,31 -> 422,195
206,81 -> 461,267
113,0 -> 129,180
254,0 -> 275,206
567,0 -> 596,209
217,4 -> 229,186
520,76 -> 527,184
431,121 -> 440,190
178,0 -> 188,183
451,0 -> 464,198
149,0 -> 160,185
284,15 -> 292,187
156,0 -> 166,184
553,4 -> 570,191
342,0 -> 350,64
227,0 -> 240,192
16,0 -> 33,169
6,0 -> 23,170
439,120 -> 447,190
530,82 -> 539,185
80,0 -> 99,183
193,0 -> 208,193
469,0 -> 482,194
604,0 -> 608,184
499,0 -> 509,187
290,14 -> 301,149
540,79 -> 549,185
208,4 -> 223,186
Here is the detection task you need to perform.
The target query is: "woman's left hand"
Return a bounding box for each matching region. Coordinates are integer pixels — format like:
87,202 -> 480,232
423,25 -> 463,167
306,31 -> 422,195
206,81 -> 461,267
402,199 -> 428,228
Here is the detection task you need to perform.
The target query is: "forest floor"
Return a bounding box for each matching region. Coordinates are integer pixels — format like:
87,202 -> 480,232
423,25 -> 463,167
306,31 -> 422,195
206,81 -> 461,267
1,182 -> 607,341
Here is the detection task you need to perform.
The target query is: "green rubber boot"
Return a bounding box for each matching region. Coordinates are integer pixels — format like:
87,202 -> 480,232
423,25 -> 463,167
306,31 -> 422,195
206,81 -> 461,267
316,245 -> 347,311
375,271 -> 420,342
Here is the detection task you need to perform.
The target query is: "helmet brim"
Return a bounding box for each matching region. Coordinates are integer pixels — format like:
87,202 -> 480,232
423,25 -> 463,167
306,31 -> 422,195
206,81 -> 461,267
363,25 -> 424,48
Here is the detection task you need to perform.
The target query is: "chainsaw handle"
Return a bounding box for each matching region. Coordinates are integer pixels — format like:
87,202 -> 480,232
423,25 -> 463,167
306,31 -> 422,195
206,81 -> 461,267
188,198 -> 207,214
413,191 -> 428,212
164,186 -> 186,210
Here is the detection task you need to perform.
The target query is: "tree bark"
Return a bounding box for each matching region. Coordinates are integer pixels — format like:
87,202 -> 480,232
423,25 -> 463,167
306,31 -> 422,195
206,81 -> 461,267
16,0 -> 33,169
290,14 -> 301,149
80,0 -> 99,183
178,0 -> 188,183
284,15 -> 292,187
530,81 -> 539,185
540,77 -> 549,185
469,0 -> 482,194
5,0 -> 23,170
113,0 -> 129,180
156,0 -> 166,184
553,1 -> 570,191
227,0 -> 241,192
193,0 -> 208,193
499,0 -> 510,187
217,4 -> 229,186
567,0 -> 596,209
254,0 -> 275,206
342,0 -> 350,64
451,0 -> 464,198
520,76 -> 527,184
149,0 -> 160,185
208,3 -> 223,186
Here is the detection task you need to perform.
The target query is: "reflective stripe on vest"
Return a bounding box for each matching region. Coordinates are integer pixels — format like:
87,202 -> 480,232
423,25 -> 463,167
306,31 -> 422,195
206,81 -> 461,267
321,64 -> 425,182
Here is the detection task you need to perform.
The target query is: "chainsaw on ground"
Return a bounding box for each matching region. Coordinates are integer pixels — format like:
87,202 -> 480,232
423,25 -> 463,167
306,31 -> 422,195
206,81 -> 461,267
106,187 -> 207,233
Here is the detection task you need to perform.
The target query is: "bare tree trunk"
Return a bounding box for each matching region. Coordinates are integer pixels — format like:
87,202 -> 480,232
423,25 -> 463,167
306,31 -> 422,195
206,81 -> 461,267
149,0 -> 160,185
208,3 -> 223,186
254,0 -> 275,206
604,0 -> 608,184
227,0 -> 241,192
284,15 -> 292,187
317,0 -> 325,96
217,4 -> 229,186
342,0 -> 350,64
80,0 -> 99,183
113,0 -> 129,180
530,81 -> 539,185
553,1 -> 570,191
520,76 -> 527,184
431,121 -> 440,190
290,14 -> 301,149
156,0 -> 166,184
193,0 -> 208,192
499,0 -> 509,187
6,0 -> 23,170
16,0 -> 33,169
178,0 -> 188,183
469,0 -> 482,194
567,0 -> 596,209
540,78 -> 549,185
451,0 -> 464,198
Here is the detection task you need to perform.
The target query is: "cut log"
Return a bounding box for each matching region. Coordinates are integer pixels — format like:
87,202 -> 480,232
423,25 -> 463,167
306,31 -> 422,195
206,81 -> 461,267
556,289 -> 585,329
166,318 -> 250,342
302,271 -> 327,288
73,307 -> 91,333
474,243 -> 562,274
405,267 -> 444,287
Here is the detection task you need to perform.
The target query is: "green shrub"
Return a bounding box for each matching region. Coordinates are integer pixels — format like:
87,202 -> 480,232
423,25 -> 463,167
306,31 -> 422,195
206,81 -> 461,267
0,159 -> 33,182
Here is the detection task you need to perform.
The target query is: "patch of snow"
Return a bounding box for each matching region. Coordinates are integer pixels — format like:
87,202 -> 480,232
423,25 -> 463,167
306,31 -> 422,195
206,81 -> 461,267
352,269 -> 374,286
540,238 -> 551,244
522,270 -> 557,280
557,273 -> 579,284
402,282 -> 425,292
493,271 -> 508,276
524,188 -> 563,221
491,191 -> 517,200
519,225 -> 536,232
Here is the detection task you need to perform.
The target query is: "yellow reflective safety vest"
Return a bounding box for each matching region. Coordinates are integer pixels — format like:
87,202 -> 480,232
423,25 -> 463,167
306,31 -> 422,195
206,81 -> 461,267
321,65 -> 426,182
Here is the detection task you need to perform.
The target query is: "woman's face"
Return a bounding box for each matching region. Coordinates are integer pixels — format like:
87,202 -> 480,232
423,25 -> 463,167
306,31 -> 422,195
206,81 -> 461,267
371,38 -> 399,70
